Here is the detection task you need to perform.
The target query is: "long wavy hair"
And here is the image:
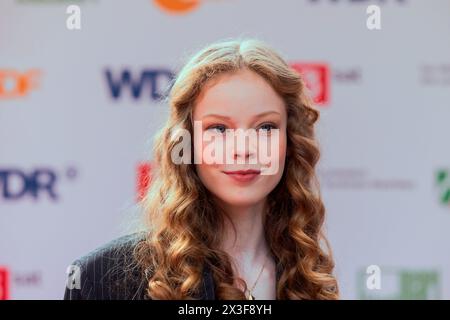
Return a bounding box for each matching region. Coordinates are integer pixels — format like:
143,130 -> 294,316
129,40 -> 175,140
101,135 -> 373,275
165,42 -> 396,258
134,38 -> 339,299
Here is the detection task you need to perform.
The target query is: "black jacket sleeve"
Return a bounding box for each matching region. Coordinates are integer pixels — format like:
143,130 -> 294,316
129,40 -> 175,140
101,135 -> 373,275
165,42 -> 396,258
63,233 -> 149,300
64,259 -> 96,299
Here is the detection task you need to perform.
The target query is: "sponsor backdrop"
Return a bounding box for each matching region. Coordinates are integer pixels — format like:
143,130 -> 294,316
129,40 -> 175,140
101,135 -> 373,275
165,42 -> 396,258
1,0 -> 449,299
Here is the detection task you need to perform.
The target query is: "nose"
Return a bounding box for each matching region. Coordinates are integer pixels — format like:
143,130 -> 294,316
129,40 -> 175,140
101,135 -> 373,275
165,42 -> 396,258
229,129 -> 258,164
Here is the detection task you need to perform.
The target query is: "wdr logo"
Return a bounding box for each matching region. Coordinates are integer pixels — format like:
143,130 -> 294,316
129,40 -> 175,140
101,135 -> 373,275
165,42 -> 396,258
0,167 -> 78,202
104,68 -> 174,101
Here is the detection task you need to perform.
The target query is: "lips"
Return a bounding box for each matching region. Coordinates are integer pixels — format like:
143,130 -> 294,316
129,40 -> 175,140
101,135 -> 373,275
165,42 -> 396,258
223,169 -> 261,175
222,169 -> 261,183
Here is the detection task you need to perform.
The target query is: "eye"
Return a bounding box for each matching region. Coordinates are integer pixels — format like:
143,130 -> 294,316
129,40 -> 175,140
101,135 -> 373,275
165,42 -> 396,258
206,124 -> 227,134
258,123 -> 277,134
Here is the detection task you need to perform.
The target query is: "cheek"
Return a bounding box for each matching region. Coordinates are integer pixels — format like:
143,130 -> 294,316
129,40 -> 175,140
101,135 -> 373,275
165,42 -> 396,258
195,163 -> 213,193
279,136 -> 287,166
259,131 -> 287,177
194,131 -> 226,165
195,162 -> 221,187
266,135 -> 286,182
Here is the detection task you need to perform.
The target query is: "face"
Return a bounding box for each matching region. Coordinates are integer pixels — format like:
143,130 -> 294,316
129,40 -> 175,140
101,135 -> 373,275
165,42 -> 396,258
192,68 -> 287,208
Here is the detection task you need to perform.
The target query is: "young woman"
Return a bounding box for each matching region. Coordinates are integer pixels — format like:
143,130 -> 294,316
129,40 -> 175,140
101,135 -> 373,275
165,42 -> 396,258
64,38 -> 339,300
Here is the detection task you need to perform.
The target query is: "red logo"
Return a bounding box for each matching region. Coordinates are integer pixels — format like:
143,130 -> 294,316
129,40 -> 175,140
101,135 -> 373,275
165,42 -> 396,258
137,162 -> 152,202
0,69 -> 41,98
290,63 -> 330,105
0,267 -> 10,300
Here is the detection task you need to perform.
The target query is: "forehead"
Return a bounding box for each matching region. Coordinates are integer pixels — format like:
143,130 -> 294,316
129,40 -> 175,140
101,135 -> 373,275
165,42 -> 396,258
193,68 -> 286,119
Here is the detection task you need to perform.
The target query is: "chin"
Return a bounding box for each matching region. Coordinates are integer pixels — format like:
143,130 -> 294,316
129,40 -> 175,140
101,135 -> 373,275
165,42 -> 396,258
215,193 -> 265,207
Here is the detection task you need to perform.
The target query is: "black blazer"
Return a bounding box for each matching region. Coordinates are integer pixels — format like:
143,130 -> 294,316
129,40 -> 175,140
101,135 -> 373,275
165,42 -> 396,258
63,232 -> 216,300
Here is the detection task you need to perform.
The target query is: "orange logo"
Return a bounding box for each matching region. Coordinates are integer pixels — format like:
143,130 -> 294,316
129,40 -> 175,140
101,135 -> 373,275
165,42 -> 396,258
0,69 -> 41,98
153,0 -> 200,14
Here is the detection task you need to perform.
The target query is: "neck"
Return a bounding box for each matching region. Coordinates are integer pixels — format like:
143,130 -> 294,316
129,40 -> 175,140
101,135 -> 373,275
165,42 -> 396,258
217,199 -> 270,265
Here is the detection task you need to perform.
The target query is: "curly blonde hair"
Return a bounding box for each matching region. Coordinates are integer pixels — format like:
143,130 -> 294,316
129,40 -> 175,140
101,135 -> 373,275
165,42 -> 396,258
134,38 -> 339,300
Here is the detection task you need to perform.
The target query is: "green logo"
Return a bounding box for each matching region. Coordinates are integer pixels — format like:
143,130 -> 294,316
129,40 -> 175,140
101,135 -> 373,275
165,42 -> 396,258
357,268 -> 440,299
436,169 -> 450,206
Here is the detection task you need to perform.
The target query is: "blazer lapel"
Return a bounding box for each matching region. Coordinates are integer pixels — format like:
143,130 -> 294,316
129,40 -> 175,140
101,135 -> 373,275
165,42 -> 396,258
199,265 -> 216,299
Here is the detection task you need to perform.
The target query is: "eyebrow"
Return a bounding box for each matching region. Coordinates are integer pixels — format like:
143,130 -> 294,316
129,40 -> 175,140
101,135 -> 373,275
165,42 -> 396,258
202,111 -> 281,120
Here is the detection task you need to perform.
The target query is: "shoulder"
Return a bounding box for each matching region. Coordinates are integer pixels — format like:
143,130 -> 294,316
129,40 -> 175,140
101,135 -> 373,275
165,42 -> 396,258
64,232 -> 150,300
